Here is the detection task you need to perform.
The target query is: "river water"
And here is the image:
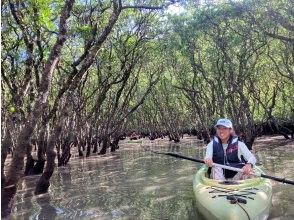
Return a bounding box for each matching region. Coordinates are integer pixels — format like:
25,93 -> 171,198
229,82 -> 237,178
11,136 -> 294,219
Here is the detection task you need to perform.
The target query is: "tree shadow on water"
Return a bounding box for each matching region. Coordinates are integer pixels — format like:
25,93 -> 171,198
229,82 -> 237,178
168,144 -> 180,152
34,194 -> 58,220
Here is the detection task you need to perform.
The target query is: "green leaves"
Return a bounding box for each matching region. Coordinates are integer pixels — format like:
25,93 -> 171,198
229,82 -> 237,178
76,25 -> 93,38
28,0 -> 58,30
2,0 -> 292,137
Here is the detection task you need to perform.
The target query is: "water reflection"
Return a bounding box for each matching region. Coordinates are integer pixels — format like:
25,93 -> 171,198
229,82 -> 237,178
254,144 -> 294,219
11,137 -> 294,219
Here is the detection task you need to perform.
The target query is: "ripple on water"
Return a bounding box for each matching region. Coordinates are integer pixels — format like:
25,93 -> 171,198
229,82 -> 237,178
10,137 -> 294,219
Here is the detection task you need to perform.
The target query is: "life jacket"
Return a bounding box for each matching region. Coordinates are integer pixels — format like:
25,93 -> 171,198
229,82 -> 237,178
212,135 -> 245,178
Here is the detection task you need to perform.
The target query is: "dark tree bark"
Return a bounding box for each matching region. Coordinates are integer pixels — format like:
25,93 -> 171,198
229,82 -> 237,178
58,135 -> 73,166
1,0 -> 75,217
24,142 -> 35,176
86,140 -> 91,157
92,137 -> 100,154
110,136 -> 120,152
35,123 -> 62,195
37,126 -> 47,161
99,136 -> 110,155
1,130 -> 13,187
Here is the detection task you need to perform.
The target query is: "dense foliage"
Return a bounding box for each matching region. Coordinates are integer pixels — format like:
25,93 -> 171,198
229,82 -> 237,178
1,0 -> 293,217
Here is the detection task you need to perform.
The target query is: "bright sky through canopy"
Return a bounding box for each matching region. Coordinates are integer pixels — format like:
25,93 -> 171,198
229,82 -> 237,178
166,3 -> 186,15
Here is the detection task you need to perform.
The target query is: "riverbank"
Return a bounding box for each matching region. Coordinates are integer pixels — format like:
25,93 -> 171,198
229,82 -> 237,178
253,135 -> 294,148
4,135 -> 293,165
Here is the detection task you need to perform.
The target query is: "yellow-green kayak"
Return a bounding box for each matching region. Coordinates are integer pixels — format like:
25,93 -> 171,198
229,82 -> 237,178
193,165 -> 272,220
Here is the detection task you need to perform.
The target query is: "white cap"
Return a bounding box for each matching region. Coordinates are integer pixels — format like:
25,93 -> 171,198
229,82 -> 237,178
215,118 -> 233,128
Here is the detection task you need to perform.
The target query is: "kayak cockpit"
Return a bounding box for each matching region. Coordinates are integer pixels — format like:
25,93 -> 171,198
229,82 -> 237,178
200,165 -> 265,190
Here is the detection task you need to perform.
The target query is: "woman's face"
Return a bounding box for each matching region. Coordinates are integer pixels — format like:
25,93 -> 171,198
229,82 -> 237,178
216,126 -> 231,142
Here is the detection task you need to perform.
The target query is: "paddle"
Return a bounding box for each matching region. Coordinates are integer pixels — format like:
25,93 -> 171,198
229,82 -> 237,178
151,150 -> 294,185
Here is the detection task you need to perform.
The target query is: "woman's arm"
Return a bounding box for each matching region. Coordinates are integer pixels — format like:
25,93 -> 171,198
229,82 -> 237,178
204,141 -> 214,167
239,142 -> 257,165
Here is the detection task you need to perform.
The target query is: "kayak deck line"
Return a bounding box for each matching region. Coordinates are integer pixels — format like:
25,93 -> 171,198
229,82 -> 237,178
208,186 -> 258,194
209,187 -> 257,200
213,194 -> 254,200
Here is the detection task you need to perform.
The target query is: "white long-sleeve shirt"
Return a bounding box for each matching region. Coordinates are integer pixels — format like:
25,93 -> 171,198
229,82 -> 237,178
204,140 -> 257,165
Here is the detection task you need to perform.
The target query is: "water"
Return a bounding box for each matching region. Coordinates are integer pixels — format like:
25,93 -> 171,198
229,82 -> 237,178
11,136 -> 294,219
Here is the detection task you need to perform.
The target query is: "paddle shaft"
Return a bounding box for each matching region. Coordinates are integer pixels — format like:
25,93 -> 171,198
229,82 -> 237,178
152,151 -> 249,173
152,151 -> 294,185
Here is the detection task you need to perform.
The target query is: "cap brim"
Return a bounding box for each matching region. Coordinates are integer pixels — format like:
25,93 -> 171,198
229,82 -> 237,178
215,124 -> 231,128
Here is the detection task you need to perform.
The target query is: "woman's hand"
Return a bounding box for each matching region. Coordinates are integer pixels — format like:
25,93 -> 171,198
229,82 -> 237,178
204,159 -> 213,167
242,164 -> 253,175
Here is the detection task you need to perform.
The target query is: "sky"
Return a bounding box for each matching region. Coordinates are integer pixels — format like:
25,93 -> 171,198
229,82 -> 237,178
166,3 -> 186,15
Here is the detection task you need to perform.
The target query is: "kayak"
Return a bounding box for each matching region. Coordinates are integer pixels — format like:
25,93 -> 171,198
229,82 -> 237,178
193,165 -> 272,220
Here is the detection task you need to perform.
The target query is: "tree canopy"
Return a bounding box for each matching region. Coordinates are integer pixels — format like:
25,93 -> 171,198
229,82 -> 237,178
1,0 -> 293,217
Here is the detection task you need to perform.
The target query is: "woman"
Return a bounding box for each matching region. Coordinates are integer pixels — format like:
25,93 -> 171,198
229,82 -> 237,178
204,118 -> 256,180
